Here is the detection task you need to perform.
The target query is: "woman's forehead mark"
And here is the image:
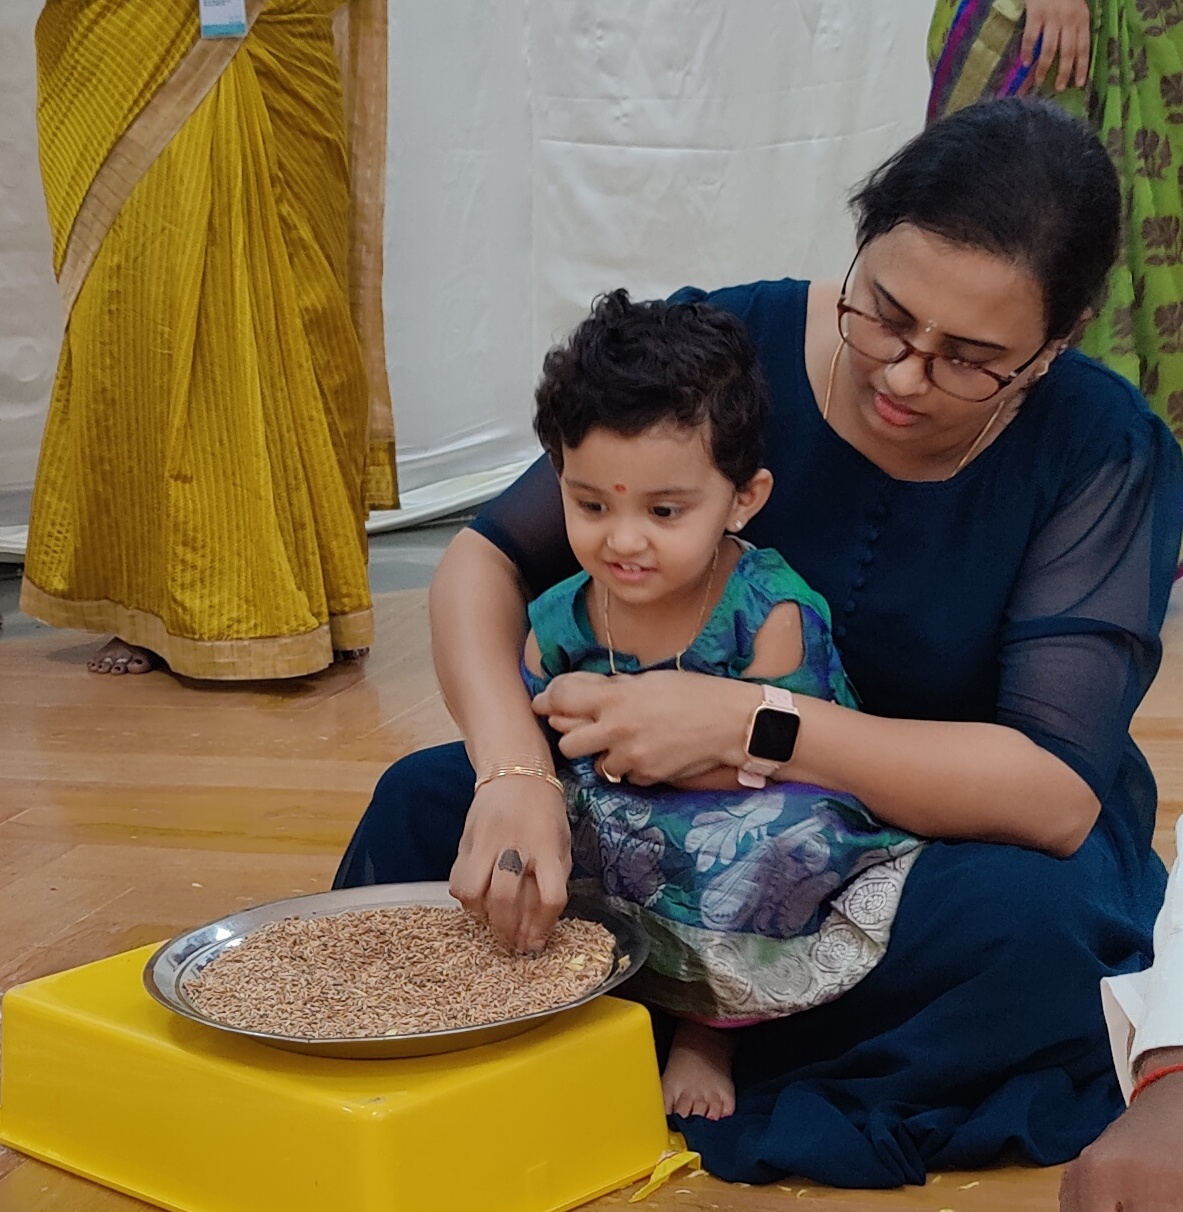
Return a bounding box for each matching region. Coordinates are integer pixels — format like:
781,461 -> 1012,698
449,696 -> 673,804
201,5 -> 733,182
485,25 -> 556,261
614,483 -> 627,493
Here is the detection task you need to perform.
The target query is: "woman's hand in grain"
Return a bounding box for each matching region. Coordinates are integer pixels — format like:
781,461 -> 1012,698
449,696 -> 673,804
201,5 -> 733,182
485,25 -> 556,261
449,774 -> 572,955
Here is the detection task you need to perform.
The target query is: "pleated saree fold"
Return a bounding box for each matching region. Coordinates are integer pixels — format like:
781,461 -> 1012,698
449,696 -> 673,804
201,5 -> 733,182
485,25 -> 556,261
22,0 -> 396,679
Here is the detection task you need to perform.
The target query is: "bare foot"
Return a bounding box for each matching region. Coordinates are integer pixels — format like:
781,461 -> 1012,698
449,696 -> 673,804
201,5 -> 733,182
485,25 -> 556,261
87,638 -> 155,675
662,1020 -> 737,1120
334,647 -> 370,663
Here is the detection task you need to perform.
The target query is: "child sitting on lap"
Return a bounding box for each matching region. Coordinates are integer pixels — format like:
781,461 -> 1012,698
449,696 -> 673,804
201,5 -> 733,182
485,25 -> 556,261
523,289 -> 923,1121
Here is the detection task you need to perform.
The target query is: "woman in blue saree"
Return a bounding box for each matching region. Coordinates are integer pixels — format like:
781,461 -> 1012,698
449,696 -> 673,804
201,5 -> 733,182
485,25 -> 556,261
335,100 -> 1183,1187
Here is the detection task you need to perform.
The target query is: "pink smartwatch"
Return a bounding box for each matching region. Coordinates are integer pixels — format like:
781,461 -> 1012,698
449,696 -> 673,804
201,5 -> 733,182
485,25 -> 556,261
737,685 -> 801,789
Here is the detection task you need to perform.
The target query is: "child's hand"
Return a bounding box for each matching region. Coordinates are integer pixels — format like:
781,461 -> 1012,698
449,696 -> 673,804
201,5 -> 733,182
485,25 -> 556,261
449,774 -> 572,954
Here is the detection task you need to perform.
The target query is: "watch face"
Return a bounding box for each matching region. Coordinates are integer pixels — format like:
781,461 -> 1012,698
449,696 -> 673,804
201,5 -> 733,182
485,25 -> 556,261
748,705 -> 800,763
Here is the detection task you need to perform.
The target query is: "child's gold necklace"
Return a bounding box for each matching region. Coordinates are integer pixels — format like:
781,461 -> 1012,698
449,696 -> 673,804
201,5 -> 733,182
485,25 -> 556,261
600,545 -> 720,676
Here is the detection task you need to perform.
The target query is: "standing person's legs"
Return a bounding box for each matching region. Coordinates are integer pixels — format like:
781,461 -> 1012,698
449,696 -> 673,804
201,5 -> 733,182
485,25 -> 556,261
333,742 -> 474,887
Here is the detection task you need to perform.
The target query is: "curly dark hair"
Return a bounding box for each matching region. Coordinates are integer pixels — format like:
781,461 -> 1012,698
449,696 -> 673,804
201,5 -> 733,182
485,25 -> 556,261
534,289 -> 768,488
850,98 -> 1120,341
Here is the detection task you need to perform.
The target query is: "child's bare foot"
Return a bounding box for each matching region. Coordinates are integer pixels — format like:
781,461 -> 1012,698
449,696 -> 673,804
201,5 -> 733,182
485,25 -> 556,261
662,1020 -> 737,1120
87,638 -> 155,675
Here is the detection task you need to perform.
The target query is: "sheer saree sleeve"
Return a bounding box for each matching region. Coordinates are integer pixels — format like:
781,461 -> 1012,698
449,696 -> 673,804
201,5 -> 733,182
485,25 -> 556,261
468,455 -> 580,599
997,405 -> 1183,804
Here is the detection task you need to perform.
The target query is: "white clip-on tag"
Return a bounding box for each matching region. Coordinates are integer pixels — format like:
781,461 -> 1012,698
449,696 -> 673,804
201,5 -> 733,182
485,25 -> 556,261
198,0 -> 248,39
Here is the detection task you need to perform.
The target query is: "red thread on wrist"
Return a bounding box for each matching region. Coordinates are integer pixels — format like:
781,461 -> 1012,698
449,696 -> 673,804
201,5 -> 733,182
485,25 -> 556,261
1130,1062 -> 1183,1103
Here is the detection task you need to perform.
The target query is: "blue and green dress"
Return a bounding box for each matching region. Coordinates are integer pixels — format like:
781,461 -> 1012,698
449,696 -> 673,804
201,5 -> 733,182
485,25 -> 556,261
522,543 -> 924,1026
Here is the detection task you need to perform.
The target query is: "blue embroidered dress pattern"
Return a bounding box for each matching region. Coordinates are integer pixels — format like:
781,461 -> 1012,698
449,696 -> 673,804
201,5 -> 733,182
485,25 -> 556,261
523,544 -> 923,1024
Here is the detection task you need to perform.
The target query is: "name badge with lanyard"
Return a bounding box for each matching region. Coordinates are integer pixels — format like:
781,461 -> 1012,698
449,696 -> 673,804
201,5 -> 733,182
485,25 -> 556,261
198,0 -> 248,38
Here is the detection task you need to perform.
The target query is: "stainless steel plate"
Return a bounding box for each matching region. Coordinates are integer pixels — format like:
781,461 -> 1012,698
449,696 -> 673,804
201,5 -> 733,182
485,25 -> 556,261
143,883 -> 648,1059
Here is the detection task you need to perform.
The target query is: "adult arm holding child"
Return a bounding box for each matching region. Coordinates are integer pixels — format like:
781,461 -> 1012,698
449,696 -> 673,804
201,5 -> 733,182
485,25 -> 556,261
527,596 -> 809,795
535,667 -> 1099,856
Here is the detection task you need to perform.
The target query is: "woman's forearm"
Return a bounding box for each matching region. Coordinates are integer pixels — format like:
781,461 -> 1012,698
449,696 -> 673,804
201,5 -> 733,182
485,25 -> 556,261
429,529 -> 554,773
764,695 -> 1100,856
536,664 -> 1100,856
433,529 -> 573,951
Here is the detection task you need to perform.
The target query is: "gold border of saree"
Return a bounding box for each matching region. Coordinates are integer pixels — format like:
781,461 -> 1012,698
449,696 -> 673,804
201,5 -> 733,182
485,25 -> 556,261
335,0 -> 399,510
21,581 -> 372,681
56,0 -> 265,321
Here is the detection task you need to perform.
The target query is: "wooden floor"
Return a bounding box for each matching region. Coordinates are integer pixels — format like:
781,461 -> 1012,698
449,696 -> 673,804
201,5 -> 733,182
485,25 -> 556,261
2,587 -> 1181,1212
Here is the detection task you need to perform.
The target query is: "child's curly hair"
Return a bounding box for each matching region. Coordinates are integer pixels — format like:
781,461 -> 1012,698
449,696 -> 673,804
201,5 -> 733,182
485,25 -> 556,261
534,289 -> 768,488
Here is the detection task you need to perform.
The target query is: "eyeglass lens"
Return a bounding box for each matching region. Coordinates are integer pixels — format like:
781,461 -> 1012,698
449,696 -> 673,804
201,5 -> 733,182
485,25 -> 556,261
839,310 -> 1002,402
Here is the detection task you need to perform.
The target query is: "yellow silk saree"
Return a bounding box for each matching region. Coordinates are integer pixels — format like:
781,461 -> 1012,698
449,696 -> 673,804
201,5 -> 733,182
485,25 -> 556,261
22,0 -> 396,679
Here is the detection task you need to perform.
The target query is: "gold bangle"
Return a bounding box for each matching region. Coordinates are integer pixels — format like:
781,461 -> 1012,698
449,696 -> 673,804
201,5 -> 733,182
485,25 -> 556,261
474,761 -> 563,795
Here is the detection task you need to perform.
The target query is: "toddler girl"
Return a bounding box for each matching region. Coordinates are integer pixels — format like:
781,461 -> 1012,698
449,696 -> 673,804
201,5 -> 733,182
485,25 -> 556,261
523,290 -> 923,1120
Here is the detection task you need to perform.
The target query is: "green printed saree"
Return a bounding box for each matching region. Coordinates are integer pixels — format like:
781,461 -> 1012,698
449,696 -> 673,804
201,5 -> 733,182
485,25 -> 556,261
928,1 -> 1183,441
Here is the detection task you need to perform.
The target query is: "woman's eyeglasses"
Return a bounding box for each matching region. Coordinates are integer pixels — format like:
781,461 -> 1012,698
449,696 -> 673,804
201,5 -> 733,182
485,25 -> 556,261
835,255 -> 1047,403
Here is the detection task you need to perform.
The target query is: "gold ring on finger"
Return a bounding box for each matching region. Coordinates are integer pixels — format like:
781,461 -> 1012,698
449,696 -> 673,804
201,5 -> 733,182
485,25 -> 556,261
600,763 -> 623,785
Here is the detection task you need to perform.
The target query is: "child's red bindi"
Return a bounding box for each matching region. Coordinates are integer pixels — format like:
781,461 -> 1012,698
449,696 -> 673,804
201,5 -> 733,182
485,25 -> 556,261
613,483 -> 627,493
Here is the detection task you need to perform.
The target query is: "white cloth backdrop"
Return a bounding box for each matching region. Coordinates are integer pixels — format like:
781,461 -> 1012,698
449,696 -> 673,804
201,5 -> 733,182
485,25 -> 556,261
0,1 -> 931,555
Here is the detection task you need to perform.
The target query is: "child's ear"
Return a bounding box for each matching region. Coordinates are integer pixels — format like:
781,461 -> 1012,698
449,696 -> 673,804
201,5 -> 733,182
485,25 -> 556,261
730,468 -> 773,531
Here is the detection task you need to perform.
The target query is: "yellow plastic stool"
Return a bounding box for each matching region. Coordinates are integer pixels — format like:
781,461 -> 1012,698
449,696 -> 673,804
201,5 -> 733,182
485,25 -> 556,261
0,946 -> 668,1212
